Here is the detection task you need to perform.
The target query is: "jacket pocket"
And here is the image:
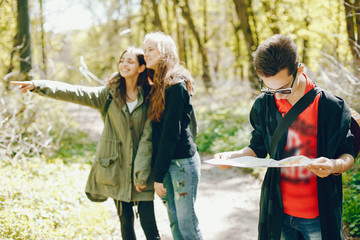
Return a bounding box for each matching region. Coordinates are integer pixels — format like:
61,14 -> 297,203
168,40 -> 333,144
94,139 -> 121,186
99,157 -> 117,167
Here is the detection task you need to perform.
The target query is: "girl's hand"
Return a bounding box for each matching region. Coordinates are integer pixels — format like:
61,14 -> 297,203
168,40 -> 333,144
11,81 -> 35,93
306,157 -> 334,178
135,185 -> 146,192
154,182 -> 167,197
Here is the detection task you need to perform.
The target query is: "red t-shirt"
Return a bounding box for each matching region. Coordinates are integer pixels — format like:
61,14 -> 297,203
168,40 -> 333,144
275,74 -> 320,219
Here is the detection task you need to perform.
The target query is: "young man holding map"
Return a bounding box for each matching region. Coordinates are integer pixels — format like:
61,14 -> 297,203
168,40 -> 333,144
215,34 -> 356,240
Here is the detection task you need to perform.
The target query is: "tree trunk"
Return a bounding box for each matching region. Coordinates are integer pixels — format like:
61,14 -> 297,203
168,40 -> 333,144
203,0 -> 208,44
17,0 -> 32,80
173,0 -> 212,89
227,1 -> 243,80
261,0 -> 280,34
233,0 -> 258,89
187,30 -> 194,74
344,0 -> 360,66
141,0 -> 150,35
125,0 -> 133,43
165,0 -> 172,34
248,0 -> 259,47
302,16 -> 311,66
356,0 -> 360,54
175,5 -> 186,64
334,0 -> 341,58
151,0 -> 164,31
39,0 -> 46,78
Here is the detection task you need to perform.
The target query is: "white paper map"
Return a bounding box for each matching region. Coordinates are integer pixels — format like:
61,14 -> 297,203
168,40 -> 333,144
205,156 -> 314,168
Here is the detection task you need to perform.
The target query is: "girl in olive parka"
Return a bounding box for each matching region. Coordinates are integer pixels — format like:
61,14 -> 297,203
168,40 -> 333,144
12,47 -> 160,240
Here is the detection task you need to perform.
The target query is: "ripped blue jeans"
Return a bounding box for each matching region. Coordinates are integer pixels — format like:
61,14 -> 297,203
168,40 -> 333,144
162,152 -> 203,240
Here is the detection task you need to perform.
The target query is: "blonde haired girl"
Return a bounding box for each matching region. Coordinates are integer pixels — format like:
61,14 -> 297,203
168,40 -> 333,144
143,32 -> 203,240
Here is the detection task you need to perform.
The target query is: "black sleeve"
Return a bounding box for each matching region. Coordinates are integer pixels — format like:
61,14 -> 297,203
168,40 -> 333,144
248,97 -> 268,158
154,83 -> 185,182
318,91 -> 355,158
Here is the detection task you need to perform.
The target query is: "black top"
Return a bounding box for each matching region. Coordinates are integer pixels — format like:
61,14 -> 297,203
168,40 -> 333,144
152,81 -> 197,183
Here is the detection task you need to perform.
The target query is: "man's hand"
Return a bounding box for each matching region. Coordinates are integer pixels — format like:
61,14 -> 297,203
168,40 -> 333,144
306,153 -> 354,178
213,147 -> 257,170
306,157 -> 334,178
11,81 -> 35,93
214,151 -> 233,169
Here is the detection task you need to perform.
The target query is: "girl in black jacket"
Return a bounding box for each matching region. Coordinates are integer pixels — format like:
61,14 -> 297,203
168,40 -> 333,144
143,32 -> 203,240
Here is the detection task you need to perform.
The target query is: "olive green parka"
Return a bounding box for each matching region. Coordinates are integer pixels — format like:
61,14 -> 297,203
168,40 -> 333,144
32,80 -> 154,203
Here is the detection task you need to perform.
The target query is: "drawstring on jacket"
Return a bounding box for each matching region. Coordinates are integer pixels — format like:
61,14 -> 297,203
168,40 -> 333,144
115,200 -> 139,219
115,199 -> 122,216
134,201 -> 139,218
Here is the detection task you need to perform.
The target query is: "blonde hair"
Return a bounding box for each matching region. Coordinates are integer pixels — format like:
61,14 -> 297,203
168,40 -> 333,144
144,32 -> 193,122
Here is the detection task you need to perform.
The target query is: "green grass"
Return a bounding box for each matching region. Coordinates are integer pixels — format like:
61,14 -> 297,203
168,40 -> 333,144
343,158 -> 360,238
0,159 -> 118,239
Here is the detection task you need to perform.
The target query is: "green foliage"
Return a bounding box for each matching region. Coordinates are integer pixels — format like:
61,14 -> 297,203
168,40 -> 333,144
0,89 -> 96,163
197,108 -> 251,154
0,0 -> 17,80
53,133 -> 97,165
194,81 -> 255,154
343,158 -> 360,238
0,159 -> 118,239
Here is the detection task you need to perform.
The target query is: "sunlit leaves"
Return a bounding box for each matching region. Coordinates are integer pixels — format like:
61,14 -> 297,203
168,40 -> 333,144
0,159 -> 117,239
0,0 -> 17,79
194,80 -> 255,154
343,159 -> 360,238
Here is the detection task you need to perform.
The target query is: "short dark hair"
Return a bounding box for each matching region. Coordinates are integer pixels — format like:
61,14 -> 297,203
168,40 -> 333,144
254,34 -> 299,77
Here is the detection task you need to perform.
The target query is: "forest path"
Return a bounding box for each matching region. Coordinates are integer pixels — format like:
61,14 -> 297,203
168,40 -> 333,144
64,103 -> 262,240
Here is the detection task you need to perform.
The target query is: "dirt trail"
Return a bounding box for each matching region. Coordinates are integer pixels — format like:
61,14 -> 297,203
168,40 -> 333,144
65,103 -> 262,239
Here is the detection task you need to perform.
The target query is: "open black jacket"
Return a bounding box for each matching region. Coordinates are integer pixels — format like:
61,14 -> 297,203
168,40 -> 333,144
248,89 -> 355,240
152,80 -> 197,183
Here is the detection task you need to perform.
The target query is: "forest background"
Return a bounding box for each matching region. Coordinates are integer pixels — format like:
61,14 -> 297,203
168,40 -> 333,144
0,0 -> 359,239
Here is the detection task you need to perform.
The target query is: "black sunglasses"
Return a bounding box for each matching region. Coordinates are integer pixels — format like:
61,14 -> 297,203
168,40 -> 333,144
260,72 -> 297,95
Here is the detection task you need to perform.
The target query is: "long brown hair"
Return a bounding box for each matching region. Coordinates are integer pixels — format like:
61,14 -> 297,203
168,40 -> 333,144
106,47 -> 150,104
144,32 -> 193,122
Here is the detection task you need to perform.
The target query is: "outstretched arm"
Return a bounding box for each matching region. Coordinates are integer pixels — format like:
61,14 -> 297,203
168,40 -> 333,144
214,147 -> 257,169
11,80 -> 108,111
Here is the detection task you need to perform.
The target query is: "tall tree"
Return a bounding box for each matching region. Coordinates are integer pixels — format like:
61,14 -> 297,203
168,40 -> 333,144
227,2 -> 243,80
165,0 -> 173,34
125,0 -> 133,43
261,0 -> 280,35
141,0 -> 150,35
233,0 -> 258,89
300,0 -> 311,66
17,0 -> 32,80
173,0 -> 212,89
302,15 -> 311,66
203,0 -> 208,44
174,4 -> 186,64
1,0 -> 17,90
151,0 -> 164,31
344,0 -> 360,67
39,0 -> 47,77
